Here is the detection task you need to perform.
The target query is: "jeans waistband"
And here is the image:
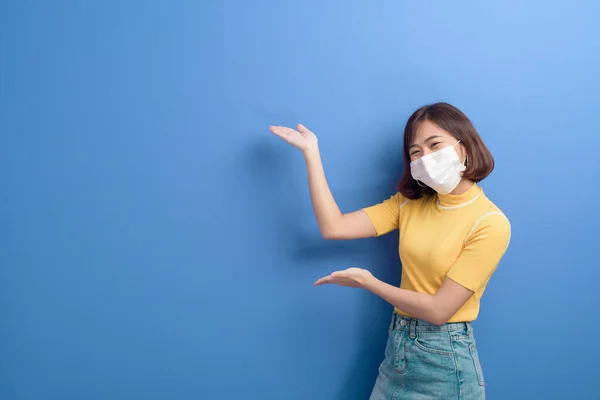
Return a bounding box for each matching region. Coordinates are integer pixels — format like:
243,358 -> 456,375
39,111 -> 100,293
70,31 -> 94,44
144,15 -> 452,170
390,312 -> 473,338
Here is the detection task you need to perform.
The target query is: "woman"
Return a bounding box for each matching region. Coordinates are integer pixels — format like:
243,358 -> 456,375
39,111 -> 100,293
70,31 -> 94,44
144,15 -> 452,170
270,102 -> 510,399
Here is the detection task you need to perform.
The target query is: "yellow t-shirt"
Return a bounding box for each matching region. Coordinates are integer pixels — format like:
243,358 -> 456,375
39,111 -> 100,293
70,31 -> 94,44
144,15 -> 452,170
362,183 -> 511,322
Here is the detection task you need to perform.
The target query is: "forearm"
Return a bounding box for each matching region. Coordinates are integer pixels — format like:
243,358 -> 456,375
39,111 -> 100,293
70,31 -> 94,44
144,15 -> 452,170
365,278 -> 443,325
303,147 -> 343,237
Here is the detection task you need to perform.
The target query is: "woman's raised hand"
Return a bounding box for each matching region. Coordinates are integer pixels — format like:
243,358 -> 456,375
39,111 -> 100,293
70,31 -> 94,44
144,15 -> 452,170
269,124 -> 318,153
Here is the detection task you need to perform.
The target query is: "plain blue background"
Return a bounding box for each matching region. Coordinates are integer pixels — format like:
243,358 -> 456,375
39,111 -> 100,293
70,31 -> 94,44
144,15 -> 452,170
1,1 -> 599,399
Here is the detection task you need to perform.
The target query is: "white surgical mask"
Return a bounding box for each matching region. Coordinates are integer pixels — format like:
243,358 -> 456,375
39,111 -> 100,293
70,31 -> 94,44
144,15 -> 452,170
410,141 -> 466,195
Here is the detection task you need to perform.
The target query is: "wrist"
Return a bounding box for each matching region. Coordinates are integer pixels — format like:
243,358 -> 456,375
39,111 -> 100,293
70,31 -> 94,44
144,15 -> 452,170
302,143 -> 320,158
363,274 -> 381,292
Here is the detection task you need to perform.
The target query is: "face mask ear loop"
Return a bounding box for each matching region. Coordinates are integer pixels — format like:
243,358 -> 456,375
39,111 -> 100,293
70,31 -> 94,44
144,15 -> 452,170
416,180 -> 426,187
454,140 -> 467,166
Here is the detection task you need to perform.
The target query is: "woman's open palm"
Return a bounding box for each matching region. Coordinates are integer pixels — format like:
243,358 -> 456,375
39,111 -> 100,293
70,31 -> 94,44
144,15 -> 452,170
314,267 -> 374,289
269,124 -> 318,152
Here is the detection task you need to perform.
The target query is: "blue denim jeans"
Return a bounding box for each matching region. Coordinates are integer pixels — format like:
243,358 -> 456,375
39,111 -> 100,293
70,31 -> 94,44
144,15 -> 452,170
369,313 -> 486,400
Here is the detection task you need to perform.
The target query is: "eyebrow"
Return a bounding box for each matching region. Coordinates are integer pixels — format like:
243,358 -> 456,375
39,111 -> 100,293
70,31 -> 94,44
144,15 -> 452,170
409,135 -> 444,149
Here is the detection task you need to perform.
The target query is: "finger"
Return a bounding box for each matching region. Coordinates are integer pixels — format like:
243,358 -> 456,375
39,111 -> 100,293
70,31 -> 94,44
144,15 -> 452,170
270,126 -> 298,140
269,126 -> 284,137
314,275 -> 334,286
270,126 -> 296,134
297,124 -> 311,133
330,271 -> 347,279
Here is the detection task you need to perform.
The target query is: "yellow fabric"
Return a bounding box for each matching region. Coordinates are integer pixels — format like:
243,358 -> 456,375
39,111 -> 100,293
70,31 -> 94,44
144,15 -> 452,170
362,183 -> 511,322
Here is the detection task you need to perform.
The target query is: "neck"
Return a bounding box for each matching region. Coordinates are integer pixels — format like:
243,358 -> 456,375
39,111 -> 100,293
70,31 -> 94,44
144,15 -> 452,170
449,179 -> 474,196
436,179 -> 481,209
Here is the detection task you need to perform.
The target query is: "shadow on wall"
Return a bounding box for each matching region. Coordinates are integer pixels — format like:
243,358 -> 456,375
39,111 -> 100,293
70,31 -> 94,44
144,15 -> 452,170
239,134 -> 379,261
336,130 -> 405,400
242,127 -> 405,399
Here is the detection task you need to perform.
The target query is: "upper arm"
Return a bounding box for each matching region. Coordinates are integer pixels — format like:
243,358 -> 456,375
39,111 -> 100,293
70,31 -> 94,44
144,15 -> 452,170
434,212 -> 511,323
446,212 -> 511,293
326,193 -> 407,240
432,277 -> 476,324
360,193 -> 408,237
327,209 -> 378,240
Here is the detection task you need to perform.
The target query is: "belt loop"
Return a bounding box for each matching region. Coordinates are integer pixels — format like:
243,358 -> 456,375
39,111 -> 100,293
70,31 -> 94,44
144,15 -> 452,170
389,312 -> 396,332
466,322 -> 473,336
409,318 -> 417,339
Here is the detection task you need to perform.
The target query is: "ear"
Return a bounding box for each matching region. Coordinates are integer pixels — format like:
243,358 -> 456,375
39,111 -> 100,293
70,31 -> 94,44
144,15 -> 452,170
458,143 -> 468,165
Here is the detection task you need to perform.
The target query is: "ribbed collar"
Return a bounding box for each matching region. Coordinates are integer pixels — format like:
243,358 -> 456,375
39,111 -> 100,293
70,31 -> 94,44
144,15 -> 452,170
436,182 -> 482,210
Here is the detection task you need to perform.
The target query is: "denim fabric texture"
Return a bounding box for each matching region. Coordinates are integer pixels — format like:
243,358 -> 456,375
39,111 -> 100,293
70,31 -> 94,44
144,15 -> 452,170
369,313 -> 486,400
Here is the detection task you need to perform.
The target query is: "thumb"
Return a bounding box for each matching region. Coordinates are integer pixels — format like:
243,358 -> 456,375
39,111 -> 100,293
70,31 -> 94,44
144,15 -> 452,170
297,124 -> 311,133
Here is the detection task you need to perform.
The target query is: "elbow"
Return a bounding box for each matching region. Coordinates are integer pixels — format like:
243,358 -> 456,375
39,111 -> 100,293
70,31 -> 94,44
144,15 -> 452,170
320,216 -> 347,240
321,228 -> 339,240
430,316 -> 448,326
429,310 -> 451,326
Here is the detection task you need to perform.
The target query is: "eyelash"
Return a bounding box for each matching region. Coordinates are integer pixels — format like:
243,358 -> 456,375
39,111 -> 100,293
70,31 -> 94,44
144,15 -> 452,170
411,142 -> 442,156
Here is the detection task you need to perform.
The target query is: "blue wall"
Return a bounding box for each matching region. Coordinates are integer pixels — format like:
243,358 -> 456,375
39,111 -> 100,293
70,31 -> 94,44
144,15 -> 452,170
1,1 -> 599,399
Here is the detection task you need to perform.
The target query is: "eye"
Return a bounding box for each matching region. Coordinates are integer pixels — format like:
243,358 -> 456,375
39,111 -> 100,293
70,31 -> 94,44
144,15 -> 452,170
431,142 -> 441,148
410,150 -> 420,156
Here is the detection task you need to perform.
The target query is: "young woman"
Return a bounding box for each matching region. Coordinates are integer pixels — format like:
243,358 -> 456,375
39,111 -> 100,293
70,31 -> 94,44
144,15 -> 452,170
269,102 -> 510,399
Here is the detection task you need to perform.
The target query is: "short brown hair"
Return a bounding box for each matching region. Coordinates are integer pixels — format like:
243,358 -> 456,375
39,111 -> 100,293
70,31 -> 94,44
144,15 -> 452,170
397,102 -> 494,199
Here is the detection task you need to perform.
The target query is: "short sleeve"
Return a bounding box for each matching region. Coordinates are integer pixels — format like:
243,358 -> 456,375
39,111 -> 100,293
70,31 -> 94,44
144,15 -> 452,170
362,193 -> 406,237
446,212 -> 511,293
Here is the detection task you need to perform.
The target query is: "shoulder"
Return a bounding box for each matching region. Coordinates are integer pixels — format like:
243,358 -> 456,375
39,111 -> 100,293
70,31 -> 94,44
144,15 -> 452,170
470,210 -> 511,234
401,193 -> 436,211
467,197 -> 511,242
376,192 -> 413,210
